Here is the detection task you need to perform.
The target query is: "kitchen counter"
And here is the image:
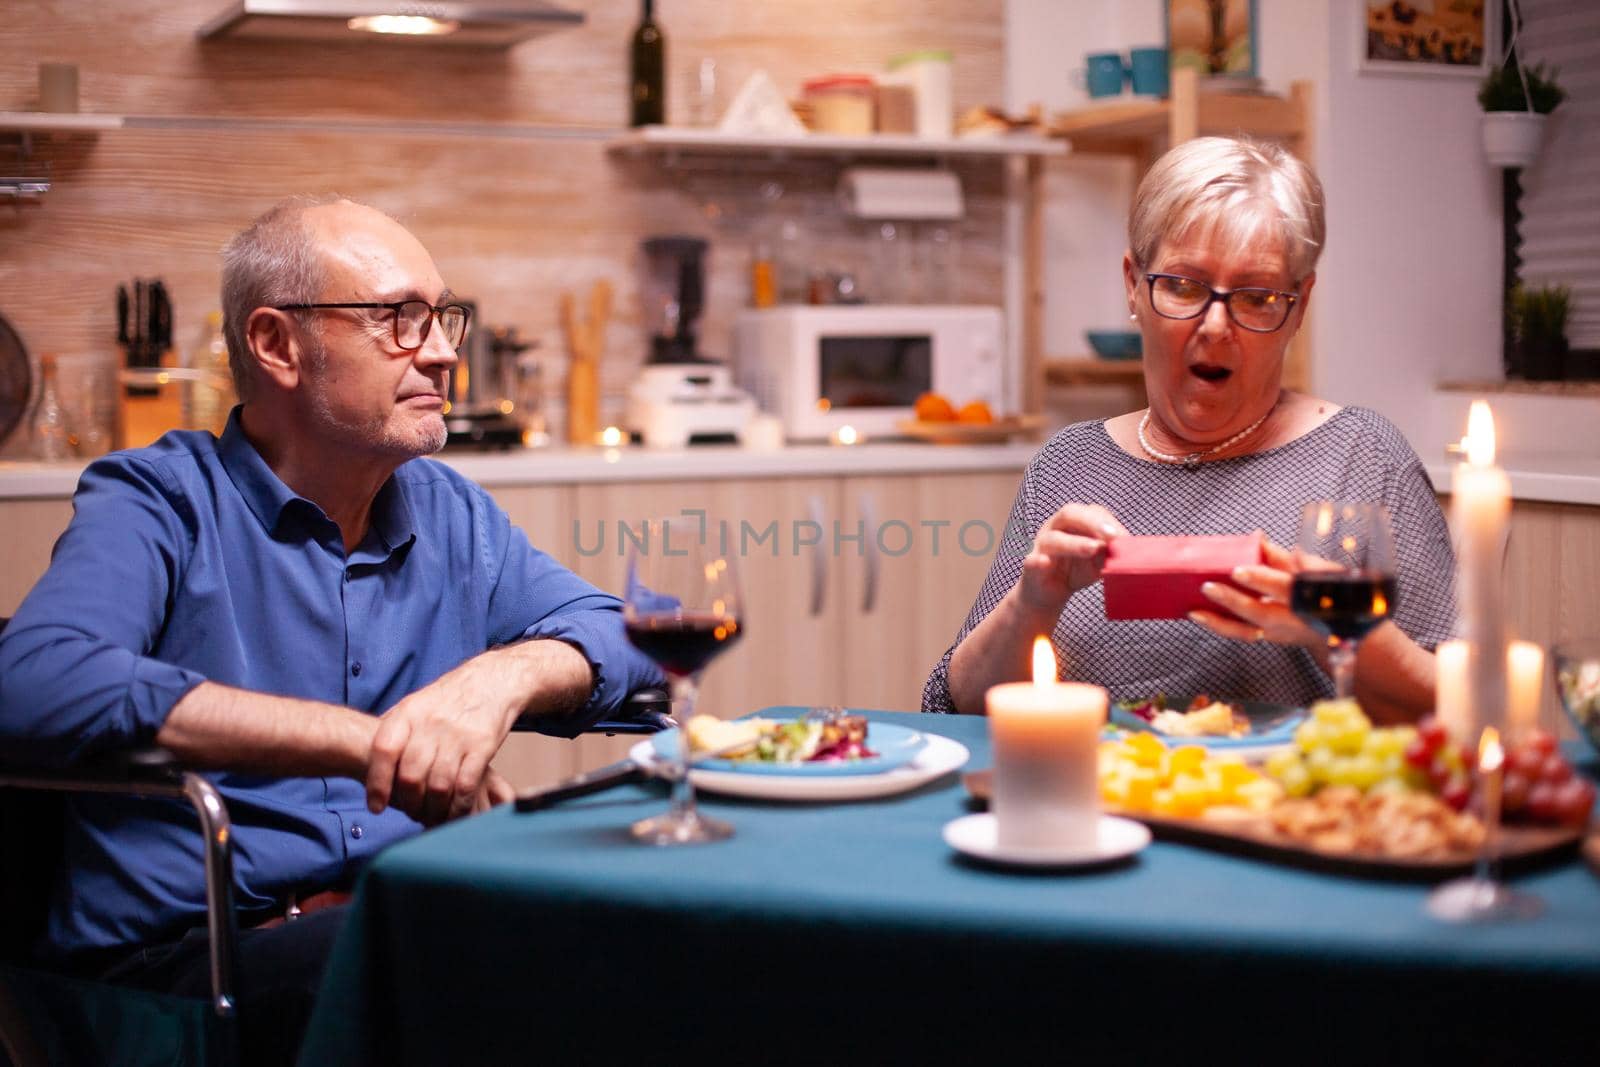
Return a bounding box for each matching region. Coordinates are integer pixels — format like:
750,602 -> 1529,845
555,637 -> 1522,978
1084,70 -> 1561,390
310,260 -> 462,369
0,442 -> 1040,501
1426,454 -> 1600,507
4,443 -> 1595,506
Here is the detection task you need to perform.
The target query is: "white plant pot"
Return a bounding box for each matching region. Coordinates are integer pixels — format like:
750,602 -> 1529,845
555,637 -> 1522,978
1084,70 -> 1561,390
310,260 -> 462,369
1481,111 -> 1548,169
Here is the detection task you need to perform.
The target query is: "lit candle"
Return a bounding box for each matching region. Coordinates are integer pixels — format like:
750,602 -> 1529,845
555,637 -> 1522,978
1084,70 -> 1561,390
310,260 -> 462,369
1452,401 -> 1511,734
1506,640 -> 1544,742
1436,638 -> 1542,746
1436,639 -> 1471,745
985,637 -> 1107,849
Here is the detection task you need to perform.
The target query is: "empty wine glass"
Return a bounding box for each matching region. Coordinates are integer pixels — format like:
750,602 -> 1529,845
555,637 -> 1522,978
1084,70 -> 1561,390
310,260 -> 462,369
623,516 -> 744,845
1289,501 -> 1398,700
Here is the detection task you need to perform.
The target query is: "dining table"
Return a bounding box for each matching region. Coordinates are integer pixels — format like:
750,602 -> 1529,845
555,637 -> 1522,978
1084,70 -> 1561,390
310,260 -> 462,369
298,709 -> 1599,1065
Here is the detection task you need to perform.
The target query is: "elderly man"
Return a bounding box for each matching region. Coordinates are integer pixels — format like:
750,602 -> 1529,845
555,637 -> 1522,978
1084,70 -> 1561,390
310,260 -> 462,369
0,196 -> 660,1062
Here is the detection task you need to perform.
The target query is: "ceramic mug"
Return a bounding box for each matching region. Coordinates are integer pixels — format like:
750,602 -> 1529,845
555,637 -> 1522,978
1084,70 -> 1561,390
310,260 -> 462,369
1084,52 -> 1126,99
1128,47 -> 1170,96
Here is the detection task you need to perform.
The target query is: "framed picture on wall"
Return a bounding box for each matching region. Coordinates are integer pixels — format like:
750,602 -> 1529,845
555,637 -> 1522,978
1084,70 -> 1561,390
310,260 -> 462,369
1168,0 -> 1258,82
1360,1 -> 1498,76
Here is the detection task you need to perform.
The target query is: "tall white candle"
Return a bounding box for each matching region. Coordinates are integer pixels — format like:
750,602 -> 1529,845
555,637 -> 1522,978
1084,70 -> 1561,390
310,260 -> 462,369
1451,401 -> 1510,734
986,638 -> 1106,849
1436,639 -> 1471,745
1506,640 -> 1545,741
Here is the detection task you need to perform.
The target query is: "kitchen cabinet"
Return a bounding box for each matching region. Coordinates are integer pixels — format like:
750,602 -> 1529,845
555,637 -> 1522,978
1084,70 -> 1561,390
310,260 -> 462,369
557,470 -> 1021,777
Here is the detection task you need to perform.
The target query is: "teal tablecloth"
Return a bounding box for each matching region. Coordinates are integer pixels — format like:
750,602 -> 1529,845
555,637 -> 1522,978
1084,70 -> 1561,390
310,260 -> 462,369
300,711 -> 1599,1065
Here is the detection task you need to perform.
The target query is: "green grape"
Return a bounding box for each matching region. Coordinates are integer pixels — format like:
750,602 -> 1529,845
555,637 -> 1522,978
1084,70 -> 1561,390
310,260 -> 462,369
1346,754 -> 1385,790
1294,721 -> 1324,754
1265,749 -> 1301,779
1278,762 -> 1313,798
1305,746 -> 1337,784
1327,723 -> 1370,756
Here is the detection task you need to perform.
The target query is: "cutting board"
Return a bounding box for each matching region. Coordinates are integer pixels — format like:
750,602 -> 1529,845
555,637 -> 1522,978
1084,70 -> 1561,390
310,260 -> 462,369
963,769 -> 1584,882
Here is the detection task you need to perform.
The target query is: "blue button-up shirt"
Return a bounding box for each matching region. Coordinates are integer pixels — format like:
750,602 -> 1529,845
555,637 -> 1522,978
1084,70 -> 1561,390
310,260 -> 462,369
0,412 -> 661,957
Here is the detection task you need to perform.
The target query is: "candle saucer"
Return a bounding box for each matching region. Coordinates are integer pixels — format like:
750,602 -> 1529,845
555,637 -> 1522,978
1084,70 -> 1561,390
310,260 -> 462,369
943,813 -> 1151,868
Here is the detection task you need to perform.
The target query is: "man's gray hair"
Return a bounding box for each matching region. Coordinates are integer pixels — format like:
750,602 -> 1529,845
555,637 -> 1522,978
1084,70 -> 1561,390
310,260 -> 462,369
219,194 -> 348,401
1128,136 -> 1326,281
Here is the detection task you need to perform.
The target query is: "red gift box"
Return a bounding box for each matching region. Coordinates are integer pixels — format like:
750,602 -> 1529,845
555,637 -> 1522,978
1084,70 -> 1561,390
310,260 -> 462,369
1100,532 -> 1264,621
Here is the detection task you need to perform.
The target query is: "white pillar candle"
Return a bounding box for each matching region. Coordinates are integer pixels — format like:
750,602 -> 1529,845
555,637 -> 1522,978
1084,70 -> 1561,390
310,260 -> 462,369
1436,639 -> 1471,745
986,637 -> 1106,849
1507,639 -> 1545,742
1451,401 -> 1511,734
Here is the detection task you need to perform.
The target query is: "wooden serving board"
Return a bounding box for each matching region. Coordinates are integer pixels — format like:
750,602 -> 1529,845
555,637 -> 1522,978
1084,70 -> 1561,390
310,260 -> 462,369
896,415 -> 1045,445
963,770 -> 1583,882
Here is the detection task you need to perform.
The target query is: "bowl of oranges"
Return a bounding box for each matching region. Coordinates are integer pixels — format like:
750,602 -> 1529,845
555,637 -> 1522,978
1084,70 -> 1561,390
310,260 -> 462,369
897,393 -> 1044,444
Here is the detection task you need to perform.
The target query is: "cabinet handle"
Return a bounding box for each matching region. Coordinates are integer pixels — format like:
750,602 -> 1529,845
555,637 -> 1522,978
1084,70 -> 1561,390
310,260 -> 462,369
807,494 -> 827,618
859,491 -> 879,615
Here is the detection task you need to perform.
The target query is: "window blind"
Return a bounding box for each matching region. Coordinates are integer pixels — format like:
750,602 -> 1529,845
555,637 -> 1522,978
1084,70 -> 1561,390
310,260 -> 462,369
1516,0 -> 1600,349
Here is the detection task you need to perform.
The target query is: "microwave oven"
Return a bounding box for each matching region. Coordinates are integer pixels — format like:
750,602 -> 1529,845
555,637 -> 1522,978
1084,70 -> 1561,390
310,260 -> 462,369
733,305 -> 1005,441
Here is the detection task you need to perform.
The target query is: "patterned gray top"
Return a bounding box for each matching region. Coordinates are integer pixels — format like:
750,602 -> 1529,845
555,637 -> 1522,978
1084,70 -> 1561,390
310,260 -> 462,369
921,406 -> 1458,713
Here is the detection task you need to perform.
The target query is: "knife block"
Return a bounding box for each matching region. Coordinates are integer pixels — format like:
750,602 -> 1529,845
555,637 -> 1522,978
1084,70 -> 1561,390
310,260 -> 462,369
117,352 -> 186,449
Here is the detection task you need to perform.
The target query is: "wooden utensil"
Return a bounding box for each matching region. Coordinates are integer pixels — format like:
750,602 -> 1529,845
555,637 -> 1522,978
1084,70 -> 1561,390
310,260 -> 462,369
560,279 -> 611,445
963,769 -> 1583,881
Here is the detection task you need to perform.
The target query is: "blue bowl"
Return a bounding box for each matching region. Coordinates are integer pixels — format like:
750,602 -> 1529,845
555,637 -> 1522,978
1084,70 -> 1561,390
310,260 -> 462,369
1086,329 -> 1142,360
1554,640 -> 1600,759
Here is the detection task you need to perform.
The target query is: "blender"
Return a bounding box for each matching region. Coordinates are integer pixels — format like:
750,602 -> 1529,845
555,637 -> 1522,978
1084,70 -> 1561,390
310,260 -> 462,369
624,236 -> 755,448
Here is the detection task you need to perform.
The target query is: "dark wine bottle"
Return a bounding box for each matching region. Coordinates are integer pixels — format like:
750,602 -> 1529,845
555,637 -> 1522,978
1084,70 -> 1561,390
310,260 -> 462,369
629,0 -> 665,127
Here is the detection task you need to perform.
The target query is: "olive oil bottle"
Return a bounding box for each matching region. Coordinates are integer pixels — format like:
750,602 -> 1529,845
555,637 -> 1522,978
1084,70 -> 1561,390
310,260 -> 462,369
629,0 -> 665,127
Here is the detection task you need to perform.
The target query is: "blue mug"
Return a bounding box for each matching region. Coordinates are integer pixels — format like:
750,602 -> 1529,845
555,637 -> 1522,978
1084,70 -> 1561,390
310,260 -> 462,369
1085,52 -> 1126,99
1128,47 -> 1170,96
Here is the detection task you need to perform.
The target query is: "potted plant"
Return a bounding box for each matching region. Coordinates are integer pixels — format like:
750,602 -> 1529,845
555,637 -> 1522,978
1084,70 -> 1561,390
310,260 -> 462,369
1479,60 -> 1565,168
1508,283 -> 1571,380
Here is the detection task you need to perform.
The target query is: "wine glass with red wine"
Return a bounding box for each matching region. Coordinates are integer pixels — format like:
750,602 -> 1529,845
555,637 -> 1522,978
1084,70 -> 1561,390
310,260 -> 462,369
623,516 -> 744,845
1289,501 -> 1398,700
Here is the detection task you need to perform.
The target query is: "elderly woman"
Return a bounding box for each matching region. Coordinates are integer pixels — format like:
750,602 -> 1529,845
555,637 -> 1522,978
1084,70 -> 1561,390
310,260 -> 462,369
923,136 -> 1453,723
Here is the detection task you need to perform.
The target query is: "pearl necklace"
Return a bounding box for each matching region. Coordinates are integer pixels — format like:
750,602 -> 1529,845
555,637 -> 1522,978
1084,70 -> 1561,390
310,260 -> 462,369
1137,405 -> 1275,470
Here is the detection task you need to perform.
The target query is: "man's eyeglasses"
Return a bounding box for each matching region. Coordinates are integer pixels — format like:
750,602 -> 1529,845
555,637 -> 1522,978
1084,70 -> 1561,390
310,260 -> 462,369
274,300 -> 472,351
1144,273 -> 1298,334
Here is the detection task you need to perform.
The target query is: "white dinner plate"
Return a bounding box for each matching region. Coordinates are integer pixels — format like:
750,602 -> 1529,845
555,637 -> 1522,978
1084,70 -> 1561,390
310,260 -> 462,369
628,732 -> 970,802
942,813 -> 1151,868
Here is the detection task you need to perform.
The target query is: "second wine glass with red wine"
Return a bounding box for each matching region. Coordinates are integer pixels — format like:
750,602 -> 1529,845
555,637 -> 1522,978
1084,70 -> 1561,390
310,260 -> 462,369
623,516 -> 744,845
1289,501 -> 1398,700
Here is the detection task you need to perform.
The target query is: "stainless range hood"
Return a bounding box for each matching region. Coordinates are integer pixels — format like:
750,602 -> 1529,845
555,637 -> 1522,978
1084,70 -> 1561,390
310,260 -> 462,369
198,0 -> 583,47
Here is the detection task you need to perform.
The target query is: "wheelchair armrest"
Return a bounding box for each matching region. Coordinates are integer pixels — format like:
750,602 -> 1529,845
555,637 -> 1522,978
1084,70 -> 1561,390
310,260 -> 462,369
511,687 -> 674,737
0,746 -> 183,793
0,748 -> 240,1021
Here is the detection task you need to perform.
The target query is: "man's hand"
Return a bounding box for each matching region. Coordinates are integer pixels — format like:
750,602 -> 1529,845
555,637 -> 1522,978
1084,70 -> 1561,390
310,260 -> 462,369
1018,503 -> 1127,614
366,640 -> 591,825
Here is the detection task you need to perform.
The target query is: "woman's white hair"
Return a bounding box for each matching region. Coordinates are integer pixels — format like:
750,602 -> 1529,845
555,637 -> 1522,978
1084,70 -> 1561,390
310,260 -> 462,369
1128,136 -> 1325,280
219,194 -> 349,402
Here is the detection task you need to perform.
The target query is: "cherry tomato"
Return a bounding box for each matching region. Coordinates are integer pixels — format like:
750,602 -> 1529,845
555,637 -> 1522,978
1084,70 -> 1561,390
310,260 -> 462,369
1524,729 -> 1558,757
1441,778 -> 1472,812
1555,779 -> 1595,826
1539,755 -> 1574,785
1417,717 -> 1449,750
1527,781 -> 1561,822
1502,770 -> 1531,813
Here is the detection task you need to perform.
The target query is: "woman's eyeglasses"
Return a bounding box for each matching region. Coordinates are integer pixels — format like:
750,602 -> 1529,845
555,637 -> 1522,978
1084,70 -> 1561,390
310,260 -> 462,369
274,300 -> 472,351
1144,273 -> 1298,333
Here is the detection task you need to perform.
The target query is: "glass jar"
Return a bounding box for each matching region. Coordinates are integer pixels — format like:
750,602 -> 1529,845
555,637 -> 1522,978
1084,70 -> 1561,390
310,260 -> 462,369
802,75 -> 875,135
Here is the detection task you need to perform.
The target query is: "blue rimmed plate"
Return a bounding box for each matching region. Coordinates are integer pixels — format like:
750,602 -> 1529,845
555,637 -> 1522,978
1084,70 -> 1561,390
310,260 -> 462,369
1105,698 -> 1307,755
650,720 -> 928,776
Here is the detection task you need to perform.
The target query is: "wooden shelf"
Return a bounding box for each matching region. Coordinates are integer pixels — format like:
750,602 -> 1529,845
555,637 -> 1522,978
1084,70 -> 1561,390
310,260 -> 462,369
0,111 -> 620,141
0,112 -> 123,133
607,126 -> 1065,160
1044,357 -> 1145,386
1046,69 -> 1309,164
